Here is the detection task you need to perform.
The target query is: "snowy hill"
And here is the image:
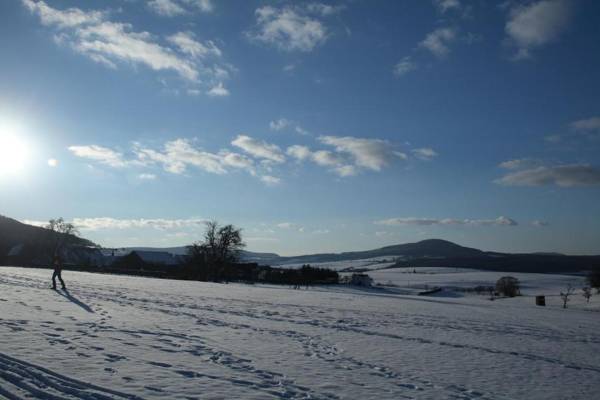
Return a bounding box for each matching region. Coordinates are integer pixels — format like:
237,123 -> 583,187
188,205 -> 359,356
1,266 -> 599,399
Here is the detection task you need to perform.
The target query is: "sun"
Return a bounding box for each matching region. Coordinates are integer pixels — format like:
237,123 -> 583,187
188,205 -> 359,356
0,121 -> 30,177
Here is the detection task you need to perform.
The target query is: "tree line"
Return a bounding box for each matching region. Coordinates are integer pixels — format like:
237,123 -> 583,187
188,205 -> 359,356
179,221 -> 339,286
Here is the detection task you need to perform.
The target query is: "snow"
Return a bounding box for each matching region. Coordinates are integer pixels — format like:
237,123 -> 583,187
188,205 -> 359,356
1,266 -> 599,399
275,256 -> 400,271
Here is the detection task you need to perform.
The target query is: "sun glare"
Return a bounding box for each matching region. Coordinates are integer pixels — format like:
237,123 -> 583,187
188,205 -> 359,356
0,121 -> 30,177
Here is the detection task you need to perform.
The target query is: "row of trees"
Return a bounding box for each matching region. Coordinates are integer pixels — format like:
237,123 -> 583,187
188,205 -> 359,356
182,221 -> 339,285
184,221 -> 245,281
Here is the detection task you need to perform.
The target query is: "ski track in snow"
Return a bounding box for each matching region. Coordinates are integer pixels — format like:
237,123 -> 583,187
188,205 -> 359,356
1,268 -> 599,399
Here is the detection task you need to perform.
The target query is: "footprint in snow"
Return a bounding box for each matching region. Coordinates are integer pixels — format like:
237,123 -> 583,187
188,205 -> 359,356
148,361 -> 172,368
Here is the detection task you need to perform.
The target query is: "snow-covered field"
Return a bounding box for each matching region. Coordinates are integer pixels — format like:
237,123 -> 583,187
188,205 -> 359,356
275,256 -> 399,271
1,266 -> 599,399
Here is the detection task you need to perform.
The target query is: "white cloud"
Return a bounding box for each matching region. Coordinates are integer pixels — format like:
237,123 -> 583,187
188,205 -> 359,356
532,220 -> 549,227
286,145 -> 312,161
305,3 -> 344,16
276,222 -> 295,229
393,56 -> 417,77
544,116 -> 600,143
375,216 -> 518,226
295,126 -> 310,136
269,118 -> 310,135
185,0 -> 213,13
138,173 -> 157,180
505,0 -> 572,60
311,150 -> 344,167
218,151 -> 254,170
22,0 -> 230,94
148,0 -> 186,17
69,138 -> 282,185
269,118 -> 291,131
495,164 -> 600,187
68,145 -> 128,167
334,164 -> 357,177
570,116 -> 600,132
248,5 -> 328,52
411,147 -> 438,161
21,0 -> 104,28
420,27 -> 457,58
231,135 -> 285,163
167,31 -> 221,58
288,136 -> 409,177
260,175 -> 281,186
276,222 -> 304,231
433,0 -> 461,13
135,139 -> 226,174
72,217 -> 206,230
312,229 -> 330,234
286,144 -> 355,177
148,0 -> 214,16
318,136 -> 393,171
207,82 -> 229,97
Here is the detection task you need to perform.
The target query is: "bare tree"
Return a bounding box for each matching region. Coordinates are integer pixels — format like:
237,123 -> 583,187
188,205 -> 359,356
587,270 -> 600,294
560,285 -> 575,309
45,218 -> 79,259
582,286 -> 592,303
216,224 -> 244,263
495,276 -> 520,297
187,221 -> 245,281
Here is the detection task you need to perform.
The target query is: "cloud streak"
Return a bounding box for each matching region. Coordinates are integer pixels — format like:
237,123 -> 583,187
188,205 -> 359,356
496,164 -> 600,187
232,135 -> 286,163
375,216 -> 518,226
68,145 -> 128,168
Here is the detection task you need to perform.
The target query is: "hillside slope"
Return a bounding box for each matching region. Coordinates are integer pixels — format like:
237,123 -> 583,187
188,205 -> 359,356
0,215 -> 95,264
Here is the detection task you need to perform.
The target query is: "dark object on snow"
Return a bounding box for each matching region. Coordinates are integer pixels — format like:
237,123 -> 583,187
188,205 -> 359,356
350,273 -> 373,287
51,255 -> 66,290
535,295 -> 546,306
418,287 -> 442,296
496,276 -> 520,297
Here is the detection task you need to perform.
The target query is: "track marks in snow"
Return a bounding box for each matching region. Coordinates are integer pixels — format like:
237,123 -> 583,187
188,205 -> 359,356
0,352 -> 142,400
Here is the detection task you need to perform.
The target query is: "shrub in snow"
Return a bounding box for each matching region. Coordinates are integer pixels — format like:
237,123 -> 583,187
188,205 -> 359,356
560,285 -> 575,309
582,286 -> 592,303
350,273 -> 373,287
495,276 -> 520,297
587,270 -> 600,293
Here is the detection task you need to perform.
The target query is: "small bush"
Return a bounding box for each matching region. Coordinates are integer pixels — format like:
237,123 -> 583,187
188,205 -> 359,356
495,276 -> 520,297
587,270 -> 600,293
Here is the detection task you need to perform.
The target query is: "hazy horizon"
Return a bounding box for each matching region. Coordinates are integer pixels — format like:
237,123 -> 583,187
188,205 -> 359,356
2,0 -> 600,256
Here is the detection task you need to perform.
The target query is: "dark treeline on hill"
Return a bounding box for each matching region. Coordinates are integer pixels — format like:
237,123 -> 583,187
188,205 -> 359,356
1,216 -> 340,286
2,215 -> 599,276
178,221 -> 339,285
0,215 -> 95,265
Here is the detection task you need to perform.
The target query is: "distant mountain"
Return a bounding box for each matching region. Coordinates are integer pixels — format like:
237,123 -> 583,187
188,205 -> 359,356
269,239 -> 485,265
0,215 -> 95,264
3,217 -> 599,273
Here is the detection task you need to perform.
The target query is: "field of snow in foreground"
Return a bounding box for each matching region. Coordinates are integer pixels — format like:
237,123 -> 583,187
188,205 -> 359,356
1,267 -> 599,400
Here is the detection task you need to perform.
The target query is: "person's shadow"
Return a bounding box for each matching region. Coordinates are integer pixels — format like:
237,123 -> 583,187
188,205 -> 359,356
56,289 -> 95,313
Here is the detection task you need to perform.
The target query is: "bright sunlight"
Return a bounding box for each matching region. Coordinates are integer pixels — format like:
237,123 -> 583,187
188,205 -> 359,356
0,120 -> 30,177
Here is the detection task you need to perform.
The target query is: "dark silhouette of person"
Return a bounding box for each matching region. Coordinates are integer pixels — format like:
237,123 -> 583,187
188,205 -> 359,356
52,255 -> 66,290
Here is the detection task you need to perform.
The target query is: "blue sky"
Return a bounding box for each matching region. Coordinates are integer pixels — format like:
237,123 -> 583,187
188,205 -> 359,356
1,0 -> 599,255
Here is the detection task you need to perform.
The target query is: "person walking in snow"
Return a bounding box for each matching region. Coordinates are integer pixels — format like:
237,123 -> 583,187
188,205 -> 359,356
51,255 -> 66,290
